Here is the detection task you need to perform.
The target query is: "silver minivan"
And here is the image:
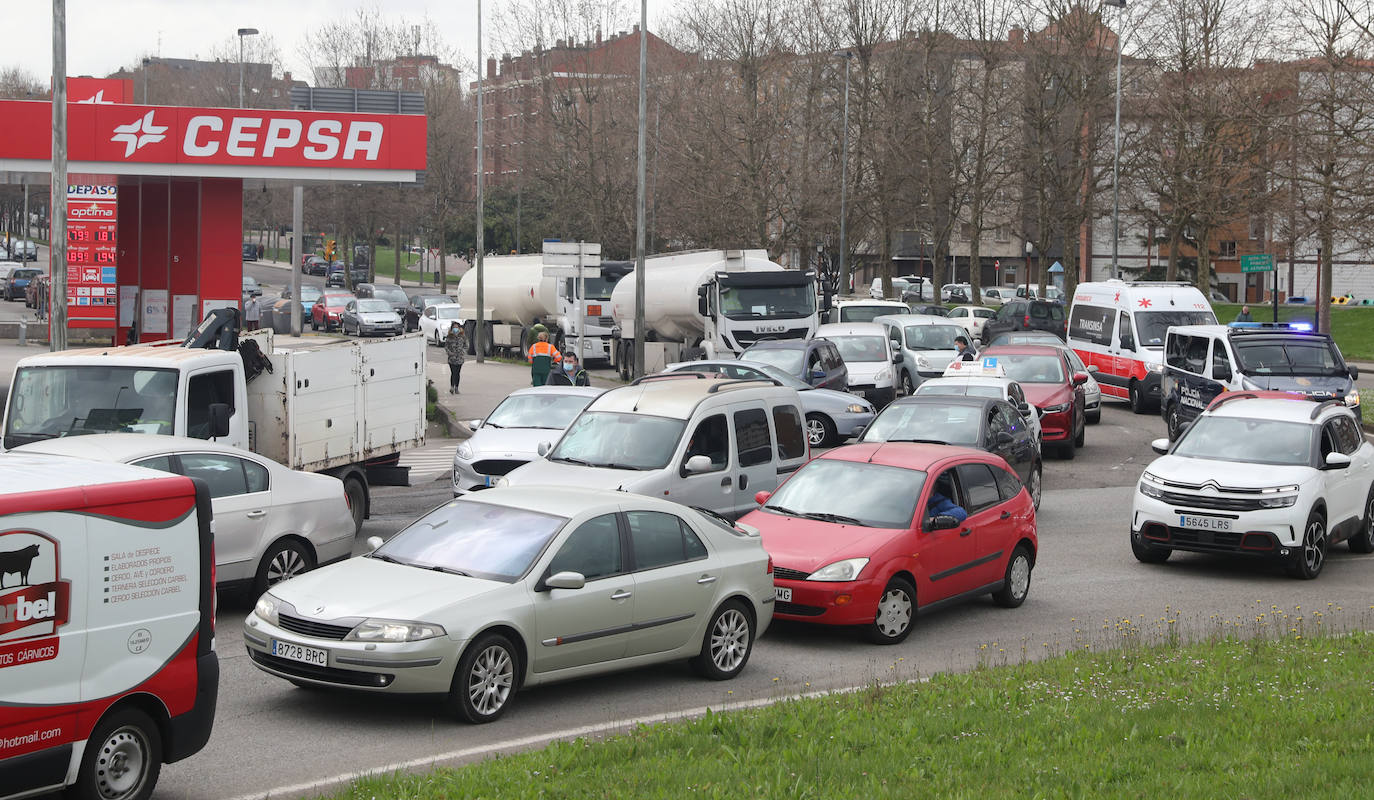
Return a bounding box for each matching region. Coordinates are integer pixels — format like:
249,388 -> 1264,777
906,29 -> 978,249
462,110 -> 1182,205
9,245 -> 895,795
500,375 -> 810,517
874,313 -> 970,396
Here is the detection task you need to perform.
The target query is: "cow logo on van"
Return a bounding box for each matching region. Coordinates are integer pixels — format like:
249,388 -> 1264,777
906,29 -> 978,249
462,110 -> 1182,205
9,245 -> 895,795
0,531 -> 71,668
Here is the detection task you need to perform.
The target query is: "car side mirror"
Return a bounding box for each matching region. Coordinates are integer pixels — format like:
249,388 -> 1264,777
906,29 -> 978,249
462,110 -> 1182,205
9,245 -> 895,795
1324,451 -> 1352,469
1150,437 -> 1171,455
1087,364 -> 1099,374
892,351 -> 902,364
1349,365 -> 1359,379
537,441 -> 552,457
684,454 -> 713,474
809,368 -> 826,383
926,514 -> 960,531
996,431 -> 1014,446
754,490 -> 771,506
1017,403 -> 1032,418
468,419 -> 483,429
207,403 -> 232,438
1072,372 -> 1089,386
542,571 -> 586,591
366,536 -> 385,553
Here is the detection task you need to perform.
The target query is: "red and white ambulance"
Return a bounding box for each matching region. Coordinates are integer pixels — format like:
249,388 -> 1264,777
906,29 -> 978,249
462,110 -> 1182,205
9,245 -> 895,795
0,454 -> 216,800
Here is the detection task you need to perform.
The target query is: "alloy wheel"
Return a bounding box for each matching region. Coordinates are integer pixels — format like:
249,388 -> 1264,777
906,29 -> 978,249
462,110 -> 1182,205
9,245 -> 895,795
467,644 -> 514,717
709,607 -> 750,673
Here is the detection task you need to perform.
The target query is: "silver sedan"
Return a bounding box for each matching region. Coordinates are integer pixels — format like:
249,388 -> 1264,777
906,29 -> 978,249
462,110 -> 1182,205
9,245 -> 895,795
664,359 -> 875,447
453,386 -> 603,494
244,487 -> 773,723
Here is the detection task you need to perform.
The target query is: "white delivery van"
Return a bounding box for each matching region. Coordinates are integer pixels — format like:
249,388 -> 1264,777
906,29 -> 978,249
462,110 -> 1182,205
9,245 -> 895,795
0,454 -> 216,800
1067,280 -> 1216,413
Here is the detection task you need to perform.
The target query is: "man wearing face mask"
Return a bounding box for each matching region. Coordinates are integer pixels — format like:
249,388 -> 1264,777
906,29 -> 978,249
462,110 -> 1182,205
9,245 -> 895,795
548,352 -> 590,386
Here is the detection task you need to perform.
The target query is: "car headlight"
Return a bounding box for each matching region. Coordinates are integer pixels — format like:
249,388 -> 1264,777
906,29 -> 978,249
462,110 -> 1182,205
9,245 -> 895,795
1345,389 -> 1361,408
1149,362 -> 1165,374
876,367 -> 891,383
1137,480 -> 1164,500
807,557 -> 869,582
1043,402 -> 1071,413
345,618 -> 447,642
845,403 -> 868,414
1257,484 -> 1300,508
255,593 -> 281,625
455,441 -> 474,460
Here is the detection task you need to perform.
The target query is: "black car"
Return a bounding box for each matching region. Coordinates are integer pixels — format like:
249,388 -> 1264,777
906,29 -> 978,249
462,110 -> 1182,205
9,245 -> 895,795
242,242 -> 258,261
738,337 -> 849,391
302,255 -> 330,276
355,282 -> 410,318
324,261 -> 369,288
404,293 -> 458,332
980,299 -> 1067,346
857,394 -> 1041,508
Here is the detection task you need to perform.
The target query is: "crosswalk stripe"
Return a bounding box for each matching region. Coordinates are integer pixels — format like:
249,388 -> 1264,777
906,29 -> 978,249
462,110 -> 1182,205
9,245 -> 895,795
398,446 -> 457,481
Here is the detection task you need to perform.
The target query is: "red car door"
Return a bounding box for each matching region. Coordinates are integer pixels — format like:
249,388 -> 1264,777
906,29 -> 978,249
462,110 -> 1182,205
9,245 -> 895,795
956,462 -> 1017,587
914,466 -> 979,601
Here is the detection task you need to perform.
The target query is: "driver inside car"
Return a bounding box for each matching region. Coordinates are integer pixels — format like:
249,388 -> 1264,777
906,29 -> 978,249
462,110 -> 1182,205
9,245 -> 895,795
925,473 -> 969,525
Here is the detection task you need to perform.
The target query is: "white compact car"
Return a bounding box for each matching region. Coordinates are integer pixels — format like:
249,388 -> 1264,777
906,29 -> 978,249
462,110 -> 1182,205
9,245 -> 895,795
11,433 -> 356,594
814,322 -> 899,407
453,386 -> 603,494
1132,395 -> 1374,579
245,487 -> 773,723
419,302 -> 465,346
945,305 -> 996,339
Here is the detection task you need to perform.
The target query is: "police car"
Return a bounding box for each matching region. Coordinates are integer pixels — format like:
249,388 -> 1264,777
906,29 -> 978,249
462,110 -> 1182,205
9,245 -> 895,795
912,357 -> 1043,440
1161,322 -> 1360,441
1133,394 -> 1374,579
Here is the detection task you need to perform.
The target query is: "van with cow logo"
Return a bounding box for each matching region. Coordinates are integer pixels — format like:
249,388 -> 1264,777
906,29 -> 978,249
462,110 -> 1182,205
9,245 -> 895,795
1067,280 -> 1216,414
0,454 -> 216,800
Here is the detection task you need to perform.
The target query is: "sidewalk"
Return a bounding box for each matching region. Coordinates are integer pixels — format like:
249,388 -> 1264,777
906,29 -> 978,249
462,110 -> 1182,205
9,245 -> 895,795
424,353 -> 620,439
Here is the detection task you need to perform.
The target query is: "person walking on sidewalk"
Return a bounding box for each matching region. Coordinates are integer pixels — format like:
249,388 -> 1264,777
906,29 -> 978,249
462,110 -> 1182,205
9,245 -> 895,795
244,295 -> 261,331
527,331 -> 562,386
445,324 -> 467,394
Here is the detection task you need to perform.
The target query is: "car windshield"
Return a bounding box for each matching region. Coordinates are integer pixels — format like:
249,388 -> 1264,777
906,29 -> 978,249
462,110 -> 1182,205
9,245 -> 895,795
4,365 -> 180,447
1232,338 -> 1346,376
904,325 -> 961,350
860,403 -> 983,446
1172,416 -> 1313,466
995,354 -> 1066,384
487,392 -> 595,429
374,499 -> 568,582
831,335 -> 888,363
370,285 -> 407,303
357,299 -> 392,313
742,347 -> 803,374
719,284 -> 816,320
840,305 -> 902,323
1135,310 -> 1217,346
14,269 -> 39,279
435,306 -> 464,320
915,383 -> 1004,400
580,275 -> 619,300
549,411 -> 686,470
762,459 -> 926,529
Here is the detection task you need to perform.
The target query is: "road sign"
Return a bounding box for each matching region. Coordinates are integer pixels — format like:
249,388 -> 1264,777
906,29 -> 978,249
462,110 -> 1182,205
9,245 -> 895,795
1240,254 -> 1274,273
542,265 -> 603,278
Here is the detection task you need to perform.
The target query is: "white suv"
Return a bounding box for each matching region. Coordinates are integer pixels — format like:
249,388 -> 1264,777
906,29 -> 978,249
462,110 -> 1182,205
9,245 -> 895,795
1132,394 -> 1374,579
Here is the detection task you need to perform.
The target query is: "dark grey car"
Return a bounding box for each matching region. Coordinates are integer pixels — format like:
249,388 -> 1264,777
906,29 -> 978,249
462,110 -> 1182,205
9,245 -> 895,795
980,299 -> 1067,346
738,338 -> 849,392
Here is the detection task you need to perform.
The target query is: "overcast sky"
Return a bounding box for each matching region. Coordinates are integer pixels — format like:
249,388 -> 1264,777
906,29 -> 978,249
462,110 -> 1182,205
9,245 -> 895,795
8,1 -> 665,87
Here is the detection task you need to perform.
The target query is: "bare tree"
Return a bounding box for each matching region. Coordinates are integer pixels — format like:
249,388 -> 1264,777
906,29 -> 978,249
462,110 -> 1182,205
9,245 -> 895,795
0,67 -> 45,99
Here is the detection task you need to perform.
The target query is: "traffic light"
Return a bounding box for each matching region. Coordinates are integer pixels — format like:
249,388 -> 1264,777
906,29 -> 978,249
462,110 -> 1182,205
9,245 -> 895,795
325,239 -> 336,261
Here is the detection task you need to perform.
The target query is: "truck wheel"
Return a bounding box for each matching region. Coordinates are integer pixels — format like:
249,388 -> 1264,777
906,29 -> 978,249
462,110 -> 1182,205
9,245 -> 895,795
254,538 -> 316,596
74,707 -> 162,800
342,476 -> 367,535
482,323 -> 495,357
463,321 -> 477,355
617,342 -> 631,381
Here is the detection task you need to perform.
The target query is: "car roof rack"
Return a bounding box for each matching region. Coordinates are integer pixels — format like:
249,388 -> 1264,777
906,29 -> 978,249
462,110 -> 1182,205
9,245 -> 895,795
706,378 -> 776,393
630,372 -> 711,386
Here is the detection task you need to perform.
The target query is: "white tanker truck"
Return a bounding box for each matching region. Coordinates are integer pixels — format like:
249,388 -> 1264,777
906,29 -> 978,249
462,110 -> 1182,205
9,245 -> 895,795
608,249 -> 820,378
455,254 -> 633,361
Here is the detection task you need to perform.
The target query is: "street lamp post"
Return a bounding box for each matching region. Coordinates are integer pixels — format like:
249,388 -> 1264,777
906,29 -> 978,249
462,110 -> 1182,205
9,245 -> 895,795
1106,0 -> 1127,280
836,51 -> 853,295
237,27 -> 259,109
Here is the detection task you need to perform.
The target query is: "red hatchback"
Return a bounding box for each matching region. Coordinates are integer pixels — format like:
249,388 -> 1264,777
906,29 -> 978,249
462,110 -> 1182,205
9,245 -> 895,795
311,291 -> 355,331
743,443 -> 1038,644
980,345 -> 1088,459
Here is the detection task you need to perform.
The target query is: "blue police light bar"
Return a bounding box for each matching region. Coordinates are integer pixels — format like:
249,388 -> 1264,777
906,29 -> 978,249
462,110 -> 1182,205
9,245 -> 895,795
1227,321 -> 1314,332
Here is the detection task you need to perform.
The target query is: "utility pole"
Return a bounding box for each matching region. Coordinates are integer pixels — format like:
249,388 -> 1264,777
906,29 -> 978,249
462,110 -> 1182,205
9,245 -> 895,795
837,51 -> 853,296
474,0 -> 486,362
1106,0 -> 1127,280
237,28 -> 259,109
51,0 -> 68,351
633,1 -> 648,378
291,185 -> 303,335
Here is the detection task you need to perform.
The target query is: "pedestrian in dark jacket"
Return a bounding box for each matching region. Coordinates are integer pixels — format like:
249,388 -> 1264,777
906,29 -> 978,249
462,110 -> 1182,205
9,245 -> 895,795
954,336 -> 977,361
445,324 -> 467,393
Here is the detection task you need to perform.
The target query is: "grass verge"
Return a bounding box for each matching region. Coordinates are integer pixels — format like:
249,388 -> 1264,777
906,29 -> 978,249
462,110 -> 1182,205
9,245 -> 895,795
1211,302 -> 1374,361
326,622 -> 1373,800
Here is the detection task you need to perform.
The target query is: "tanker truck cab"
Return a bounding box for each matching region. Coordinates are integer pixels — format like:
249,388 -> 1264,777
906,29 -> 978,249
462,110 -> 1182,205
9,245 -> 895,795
700,266 -> 819,354
1068,280 -> 1215,414
498,375 -> 809,518
0,454 -> 216,800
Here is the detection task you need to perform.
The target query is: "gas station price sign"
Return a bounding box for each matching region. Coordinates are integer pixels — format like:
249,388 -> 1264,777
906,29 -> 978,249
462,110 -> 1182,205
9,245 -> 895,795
65,182 -> 118,327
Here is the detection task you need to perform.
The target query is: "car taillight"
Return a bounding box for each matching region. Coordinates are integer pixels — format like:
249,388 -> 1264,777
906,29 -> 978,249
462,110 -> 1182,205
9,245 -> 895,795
766,555 -> 774,575
1023,314 -> 1031,326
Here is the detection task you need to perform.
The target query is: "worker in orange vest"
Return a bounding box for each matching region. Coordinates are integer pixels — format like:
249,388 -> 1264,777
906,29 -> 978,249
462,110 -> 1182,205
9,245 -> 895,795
527,331 -> 562,386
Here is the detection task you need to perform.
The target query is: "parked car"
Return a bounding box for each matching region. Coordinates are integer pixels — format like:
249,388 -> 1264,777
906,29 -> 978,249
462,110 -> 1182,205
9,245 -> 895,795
945,305 -> 996,339
242,275 -> 263,299
857,395 -> 1041,508
3,267 -> 40,301
0,262 -> 18,294
873,314 -> 968,395
302,255 -> 330,276
355,282 -> 410,316
738,337 -> 848,392
11,433 -> 355,596
405,293 -> 459,332
980,299 -> 1067,346
987,332 -> 1102,421
743,442 -> 1038,644
324,261 -> 368,287
905,302 -> 950,317
941,283 -> 972,302
1133,395 -> 1374,578
310,291 -> 355,331
5,239 -> 38,260
501,374 -> 810,518
986,330 -> 1063,347
871,275 -> 930,300
913,361 -> 1043,440
826,298 -> 910,324
453,386 -> 603,494
419,302 -> 466,345
242,242 -> 259,261
340,298 -> 404,337
663,359 -> 876,447
244,487 -> 773,722
980,287 -> 1012,305
981,345 -> 1088,459
814,322 -> 900,407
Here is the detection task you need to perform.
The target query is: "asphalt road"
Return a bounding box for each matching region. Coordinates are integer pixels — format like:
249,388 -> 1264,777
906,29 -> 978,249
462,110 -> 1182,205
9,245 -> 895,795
154,401 -> 1374,800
